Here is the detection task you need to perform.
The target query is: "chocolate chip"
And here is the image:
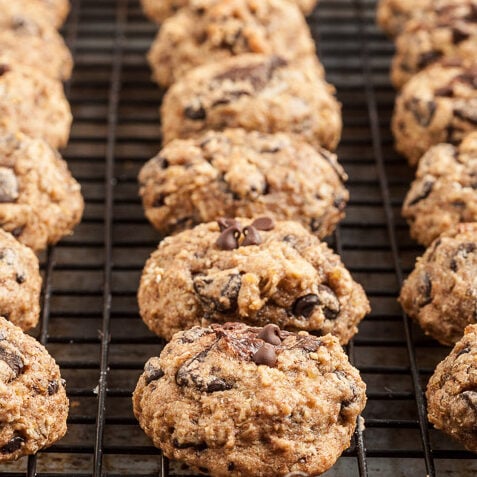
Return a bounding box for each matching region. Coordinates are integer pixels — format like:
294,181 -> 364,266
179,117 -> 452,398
252,343 -> 277,367
10,226 -> 24,238
47,380 -> 59,395
152,194 -> 165,207
193,272 -> 241,313
0,64 -> 10,76
0,436 -> 25,454
407,98 -> 437,127
242,226 -> 262,246
206,378 -> 233,393
450,242 -> 476,271
0,343 -> 24,381
184,104 -> 206,120
293,335 -> 321,353
257,324 -> 282,346
217,218 -> 240,232
293,294 -> 319,318
435,85 -> 454,97
407,180 -> 434,206
144,359 -> 165,385
216,225 -> 241,250
251,217 -> 275,231
318,284 -> 341,320
418,272 -> 432,307
0,168 -> 19,203
452,26 -> 470,44
310,218 -> 322,232
456,346 -> 471,357
333,195 -> 347,211
460,390 -> 477,408
15,273 -> 25,284
228,462 -> 235,471
417,51 -> 442,70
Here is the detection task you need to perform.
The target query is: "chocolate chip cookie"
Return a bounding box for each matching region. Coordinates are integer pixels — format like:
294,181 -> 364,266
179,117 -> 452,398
402,132 -> 477,245
400,223 -> 477,345
392,62 -> 477,166
0,0 -> 73,80
138,218 -> 370,344
0,133 -> 84,251
141,0 -> 318,24
391,1 -> 477,89
20,0 -> 71,28
427,323 -> 477,452
148,0 -> 322,88
133,322 -> 366,476
161,54 -> 341,150
139,129 -> 348,238
0,316 -> 69,461
0,60 -> 72,149
0,229 -> 41,331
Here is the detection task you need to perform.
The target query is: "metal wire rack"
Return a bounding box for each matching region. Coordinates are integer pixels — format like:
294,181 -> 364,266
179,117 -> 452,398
1,0 -> 476,475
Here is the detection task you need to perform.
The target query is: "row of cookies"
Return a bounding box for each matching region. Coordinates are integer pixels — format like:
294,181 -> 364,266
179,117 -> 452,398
378,0 -> 477,455
0,0 -> 81,463
133,0 -> 369,476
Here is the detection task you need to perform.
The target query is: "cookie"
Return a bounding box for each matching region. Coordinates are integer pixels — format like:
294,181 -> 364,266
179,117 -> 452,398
147,0 -> 322,88
35,0 -> 71,28
141,0 -> 318,24
0,316 -> 68,461
392,62 -> 477,166
0,132 -> 84,252
161,54 -> 341,150
0,229 -> 41,332
427,324 -> 477,452
138,218 -> 370,344
402,132 -> 477,245
400,223 -> 477,345
133,322 -> 366,476
0,0 -> 73,80
0,61 -> 72,149
139,129 -> 348,238
391,1 -> 477,89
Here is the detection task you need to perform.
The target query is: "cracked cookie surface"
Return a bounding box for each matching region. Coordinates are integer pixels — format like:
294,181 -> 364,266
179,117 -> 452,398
402,132 -> 477,245
0,133 -> 84,251
0,60 -> 72,149
141,0 -> 318,23
148,0 -> 322,88
133,322 -> 366,477
0,229 -> 41,331
392,62 -> 477,165
0,316 -> 68,461
138,218 -> 369,344
161,53 -> 341,151
139,129 -> 348,239
427,324 -> 477,452
400,223 -> 477,345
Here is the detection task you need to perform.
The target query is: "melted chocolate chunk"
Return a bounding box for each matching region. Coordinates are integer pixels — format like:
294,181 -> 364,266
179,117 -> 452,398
292,335 -> 321,353
206,377 -> 233,393
407,98 -> 437,127
242,226 -> 262,246
251,217 -> 275,231
417,51 -> 442,70
252,343 -> 277,367
435,85 -> 454,97
0,343 -> 24,380
407,180 -> 434,206
0,436 -> 25,454
184,104 -> 206,120
452,26 -> 470,44
0,64 -> 10,76
318,284 -> 341,320
152,194 -> 165,207
450,242 -> 476,271
216,225 -> 241,250
47,380 -> 59,395
193,272 -> 241,313
293,294 -> 320,318
144,360 -> 165,385
257,324 -> 282,346
418,272 -> 432,307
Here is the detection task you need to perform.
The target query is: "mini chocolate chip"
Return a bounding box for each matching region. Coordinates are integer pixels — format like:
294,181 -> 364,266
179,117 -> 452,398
216,225 -> 241,250
184,104 -> 206,120
15,273 -> 25,284
293,294 -> 320,318
217,217 -> 240,232
47,380 -> 59,395
0,64 -> 10,76
206,378 -> 233,393
251,217 -> 275,231
407,180 -> 434,206
252,343 -> 277,367
318,284 -> 341,320
0,167 -> 19,203
257,324 -> 282,346
242,226 -> 262,246
0,436 -> 25,454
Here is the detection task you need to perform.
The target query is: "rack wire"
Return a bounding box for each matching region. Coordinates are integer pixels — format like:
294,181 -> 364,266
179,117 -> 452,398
1,0 -> 476,475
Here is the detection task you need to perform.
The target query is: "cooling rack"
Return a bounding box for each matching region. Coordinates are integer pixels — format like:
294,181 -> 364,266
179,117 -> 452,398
0,0 -> 476,475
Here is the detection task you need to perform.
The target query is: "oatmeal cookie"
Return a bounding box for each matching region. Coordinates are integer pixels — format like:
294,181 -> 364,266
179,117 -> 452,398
0,133 -> 84,251
402,132 -> 477,245
161,54 -> 341,150
139,129 -> 348,238
0,0 -> 72,80
400,223 -> 477,345
148,0 -> 322,88
391,1 -> 477,89
141,0 -> 318,23
0,60 -> 72,149
392,62 -> 477,166
0,316 -> 68,461
0,230 -> 41,332
427,323 -> 477,452
133,322 -> 366,476
138,218 -> 370,344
